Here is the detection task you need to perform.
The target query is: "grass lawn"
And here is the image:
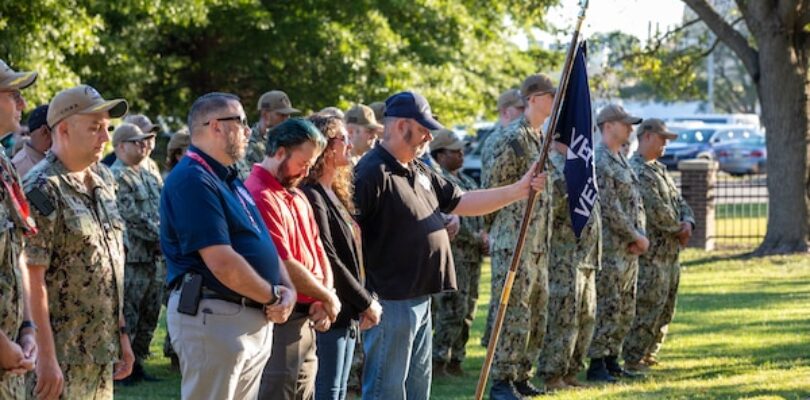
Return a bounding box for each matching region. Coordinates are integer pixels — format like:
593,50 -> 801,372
116,249 -> 810,399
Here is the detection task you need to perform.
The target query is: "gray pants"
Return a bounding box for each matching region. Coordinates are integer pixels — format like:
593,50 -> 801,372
168,291 -> 273,400
259,311 -> 317,400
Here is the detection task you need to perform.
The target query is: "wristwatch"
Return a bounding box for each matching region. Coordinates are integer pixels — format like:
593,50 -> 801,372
19,320 -> 37,335
265,285 -> 282,306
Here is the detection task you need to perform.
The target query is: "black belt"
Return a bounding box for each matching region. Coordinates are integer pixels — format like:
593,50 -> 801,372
293,302 -> 312,314
200,287 -> 264,310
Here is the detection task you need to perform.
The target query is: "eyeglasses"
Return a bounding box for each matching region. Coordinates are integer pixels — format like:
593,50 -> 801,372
203,115 -> 249,128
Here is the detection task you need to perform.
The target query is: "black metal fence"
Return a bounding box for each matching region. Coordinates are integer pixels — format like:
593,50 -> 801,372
711,173 -> 768,247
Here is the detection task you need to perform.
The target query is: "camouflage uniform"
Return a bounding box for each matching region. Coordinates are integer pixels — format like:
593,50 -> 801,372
23,154 -> 125,398
480,115 -> 551,382
538,150 -> 601,379
587,143 -> 645,359
623,154 -> 693,363
111,158 -> 164,365
432,167 -> 485,364
236,123 -> 269,179
0,154 -> 31,399
478,123 -> 504,348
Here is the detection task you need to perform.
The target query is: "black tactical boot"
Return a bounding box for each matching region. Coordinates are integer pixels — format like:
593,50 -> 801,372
605,356 -> 642,379
513,379 -> 545,397
490,380 -> 524,400
586,358 -> 617,383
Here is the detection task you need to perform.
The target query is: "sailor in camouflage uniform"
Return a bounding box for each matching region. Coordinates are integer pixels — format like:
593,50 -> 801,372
0,60 -> 38,399
537,142 -> 602,390
428,130 -> 487,378
110,123 -> 166,384
480,74 -> 554,400
623,119 -> 694,370
24,85 -> 134,399
236,90 -> 300,178
586,104 -> 648,382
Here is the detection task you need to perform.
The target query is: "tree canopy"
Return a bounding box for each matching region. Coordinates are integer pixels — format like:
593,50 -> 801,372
1,0 -> 562,127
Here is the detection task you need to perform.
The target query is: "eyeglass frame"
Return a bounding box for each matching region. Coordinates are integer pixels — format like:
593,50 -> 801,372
203,115 -> 250,128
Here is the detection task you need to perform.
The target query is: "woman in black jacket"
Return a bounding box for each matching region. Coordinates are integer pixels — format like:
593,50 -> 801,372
302,115 -> 381,400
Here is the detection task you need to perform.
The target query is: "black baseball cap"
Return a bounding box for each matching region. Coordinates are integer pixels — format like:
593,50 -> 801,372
26,105 -> 49,132
383,91 -> 443,130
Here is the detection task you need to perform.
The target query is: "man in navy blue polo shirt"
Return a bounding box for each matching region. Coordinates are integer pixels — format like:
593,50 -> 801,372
354,91 -> 548,400
160,92 -> 296,400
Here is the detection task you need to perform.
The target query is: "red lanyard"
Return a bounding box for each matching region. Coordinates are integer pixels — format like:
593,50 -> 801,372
186,151 -> 260,232
0,159 -> 37,236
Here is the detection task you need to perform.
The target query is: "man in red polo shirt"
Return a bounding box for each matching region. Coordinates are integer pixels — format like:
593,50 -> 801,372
245,118 -> 338,400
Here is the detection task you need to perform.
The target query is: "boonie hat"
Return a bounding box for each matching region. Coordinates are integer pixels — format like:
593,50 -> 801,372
167,131 -> 191,152
384,91 -> 443,130
345,104 -> 383,130
429,129 -> 464,152
596,104 -> 642,125
124,114 -> 160,133
637,118 -> 677,139
520,74 -> 556,99
258,90 -> 300,114
26,105 -> 49,133
47,85 -> 128,128
0,60 -> 37,91
112,123 -> 155,147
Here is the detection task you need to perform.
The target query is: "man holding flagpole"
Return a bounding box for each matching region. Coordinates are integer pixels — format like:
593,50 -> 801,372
480,74 -> 555,400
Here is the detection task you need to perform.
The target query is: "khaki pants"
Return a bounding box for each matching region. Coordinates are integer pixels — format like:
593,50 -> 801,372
259,312 -> 317,400
168,291 -> 273,400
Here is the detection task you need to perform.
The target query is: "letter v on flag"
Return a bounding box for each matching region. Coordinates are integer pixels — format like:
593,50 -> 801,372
555,42 -> 597,238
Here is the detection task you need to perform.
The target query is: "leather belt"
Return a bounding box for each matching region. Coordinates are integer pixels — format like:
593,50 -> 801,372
201,287 -> 264,310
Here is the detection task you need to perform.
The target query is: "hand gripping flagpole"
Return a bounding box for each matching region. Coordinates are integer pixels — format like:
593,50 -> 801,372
474,1 -> 590,398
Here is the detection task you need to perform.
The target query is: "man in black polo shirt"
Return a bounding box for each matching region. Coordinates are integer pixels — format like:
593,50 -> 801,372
161,92 -> 296,400
354,91 -> 547,400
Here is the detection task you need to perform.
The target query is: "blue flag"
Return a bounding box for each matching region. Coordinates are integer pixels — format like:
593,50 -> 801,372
556,42 -> 598,238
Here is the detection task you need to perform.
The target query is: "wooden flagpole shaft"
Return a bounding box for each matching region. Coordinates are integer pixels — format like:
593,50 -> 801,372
473,2 -> 589,399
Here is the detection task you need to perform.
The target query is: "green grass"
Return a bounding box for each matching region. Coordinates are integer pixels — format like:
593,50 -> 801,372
117,250 -> 810,399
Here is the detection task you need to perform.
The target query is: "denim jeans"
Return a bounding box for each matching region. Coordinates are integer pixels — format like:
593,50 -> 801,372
314,324 -> 357,400
362,296 -> 432,400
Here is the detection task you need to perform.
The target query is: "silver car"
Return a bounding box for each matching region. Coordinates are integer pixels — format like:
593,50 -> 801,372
713,134 -> 767,175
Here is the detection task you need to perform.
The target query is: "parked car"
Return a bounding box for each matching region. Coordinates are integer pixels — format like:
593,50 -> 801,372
660,124 -> 762,170
713,134 -> 767,175
461,122 -> 496,184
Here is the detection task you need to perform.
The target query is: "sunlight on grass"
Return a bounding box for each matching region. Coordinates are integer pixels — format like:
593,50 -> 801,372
116,250 -> 810,399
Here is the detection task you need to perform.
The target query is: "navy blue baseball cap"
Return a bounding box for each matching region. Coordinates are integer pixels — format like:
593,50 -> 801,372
383,91 -> 444,130
26,105 -> 49,132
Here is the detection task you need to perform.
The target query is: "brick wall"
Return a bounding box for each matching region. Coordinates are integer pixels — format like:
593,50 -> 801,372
678,159 -> 718,251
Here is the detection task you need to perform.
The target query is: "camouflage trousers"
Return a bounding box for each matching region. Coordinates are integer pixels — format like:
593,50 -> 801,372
123,260 -> 165,363
432,260 -> 482,363
588,255 -> 638,358
623,260 -> 681,363
346,337 -> 363,393
27,363 -> 113,400
0,371 -> 24,399
538,267 -> 596,379
489,249 -> 548,382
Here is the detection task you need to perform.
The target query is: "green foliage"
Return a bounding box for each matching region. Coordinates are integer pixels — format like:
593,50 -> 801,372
1,0 -> 564,127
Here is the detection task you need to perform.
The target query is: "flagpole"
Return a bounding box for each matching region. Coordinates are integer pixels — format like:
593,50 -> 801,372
474,1 -> 590,399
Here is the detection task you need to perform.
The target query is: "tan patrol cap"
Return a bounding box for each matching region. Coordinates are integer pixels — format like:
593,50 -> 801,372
429,129 -> 464,152
637,118 -> 677,139
124,114 -> 160,133
596,104 -> 642,125
319,106 -> 345,119
167,131 -> 191,152
497,89 -> 524,110
47,85 -> 128,128
112,123 -> 155,147
520,73 -> 556,99
368,101 -> 385,122
344,104 -> 383,130
257,90 -> 300,114
0,59 -> 37,91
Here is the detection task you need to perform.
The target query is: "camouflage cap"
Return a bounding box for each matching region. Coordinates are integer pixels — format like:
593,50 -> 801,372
636,118 -> 677,139
345,104 -> 383,130
124,114 -> 160,133
497,88 -> 524,110
0,59 -> 37,91
258,90 -> 300,114
520,73 -> 556,99
596,104 -> 642,125
112,123 -> 154,147
429,129 -> 464,152
47,85 -> 128,128
167,131 -> 191,152
368,101 -> 385,122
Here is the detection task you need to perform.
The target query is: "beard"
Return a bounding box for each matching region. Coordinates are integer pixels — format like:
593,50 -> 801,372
225,130 -> 247,162
278,155 -> 305,188
404,127 -> 430,158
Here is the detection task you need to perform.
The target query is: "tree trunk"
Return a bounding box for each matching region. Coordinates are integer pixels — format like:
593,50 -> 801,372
754,32 -> 810,255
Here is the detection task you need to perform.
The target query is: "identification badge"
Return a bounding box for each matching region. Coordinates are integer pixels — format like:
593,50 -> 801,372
417,173 -> 431,191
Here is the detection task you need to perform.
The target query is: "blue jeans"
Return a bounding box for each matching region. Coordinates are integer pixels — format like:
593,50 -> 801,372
314,325 -> 357,400
362,296 -> 432,400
